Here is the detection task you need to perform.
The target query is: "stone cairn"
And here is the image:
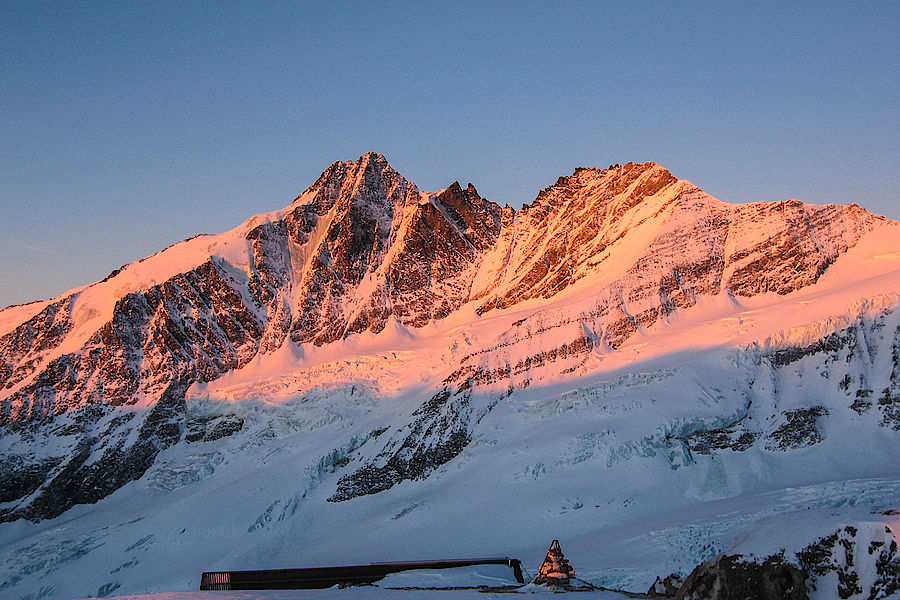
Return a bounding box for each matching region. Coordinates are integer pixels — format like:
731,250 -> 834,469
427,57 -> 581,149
534,540 -> 576,587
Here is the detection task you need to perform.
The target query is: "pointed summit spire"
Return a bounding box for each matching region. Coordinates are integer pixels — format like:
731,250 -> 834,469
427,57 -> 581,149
356,150 -> 387,171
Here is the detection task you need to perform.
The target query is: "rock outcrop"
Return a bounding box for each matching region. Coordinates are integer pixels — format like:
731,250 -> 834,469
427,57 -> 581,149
673,522 -> 900,600
676,554 -> 807,600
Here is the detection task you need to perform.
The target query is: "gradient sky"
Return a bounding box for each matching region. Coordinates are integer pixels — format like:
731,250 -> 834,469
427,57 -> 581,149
2,1 -> 898,308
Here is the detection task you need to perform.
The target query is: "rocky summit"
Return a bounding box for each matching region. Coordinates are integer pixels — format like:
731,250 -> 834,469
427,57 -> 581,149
1,153 -> 900,600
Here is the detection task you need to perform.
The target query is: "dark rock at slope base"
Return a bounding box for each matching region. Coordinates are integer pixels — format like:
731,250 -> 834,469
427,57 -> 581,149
674,523 -> 900,600
765,407 -> 828,451
328,384 -> 481,502
796,525 -> 900,600
0,382 -> 186,524
676,554 -> 807,600
0,455 -> 60,504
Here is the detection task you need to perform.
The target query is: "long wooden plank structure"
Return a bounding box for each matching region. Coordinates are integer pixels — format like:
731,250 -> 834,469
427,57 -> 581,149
200,557 -> 525,590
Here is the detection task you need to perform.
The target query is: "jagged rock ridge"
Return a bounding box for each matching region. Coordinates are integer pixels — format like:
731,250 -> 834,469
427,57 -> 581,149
0,153 -> 892,522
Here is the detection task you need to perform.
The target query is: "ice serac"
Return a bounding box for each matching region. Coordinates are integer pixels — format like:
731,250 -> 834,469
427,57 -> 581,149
0,154 -> 891,525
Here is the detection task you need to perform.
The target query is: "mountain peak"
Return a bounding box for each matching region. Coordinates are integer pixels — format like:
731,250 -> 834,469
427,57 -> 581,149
0,155 -> 896,536
525,161 -> 675,212
357,150 -> 387,165
289,152 -> 410,214
350,151 -> 391,179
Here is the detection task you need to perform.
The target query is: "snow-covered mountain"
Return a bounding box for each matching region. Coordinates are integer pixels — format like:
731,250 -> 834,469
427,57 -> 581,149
2,153 -> 900,600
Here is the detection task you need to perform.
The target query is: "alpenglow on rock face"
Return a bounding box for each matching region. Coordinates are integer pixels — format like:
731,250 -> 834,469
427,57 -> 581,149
0,152 -> 891,525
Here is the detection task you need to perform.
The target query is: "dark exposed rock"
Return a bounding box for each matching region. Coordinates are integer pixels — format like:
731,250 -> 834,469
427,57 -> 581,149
769,327 -> 855,368
688,427 -> 758,455
796,525 -> 900,600
648,573 -> 684,597
797,527 -> 859,598
185,414 -> 244,443
96,582 -> 121,597
446,334 -> 596,391
329,383 -> 489,502
0,456 -> 60,503
676,554 -> 807,600
765,407 -> 828,451
851,394 -> 874,414
872,538 -> 900,599
877,387 -> 900,430
0,382 -> 186,523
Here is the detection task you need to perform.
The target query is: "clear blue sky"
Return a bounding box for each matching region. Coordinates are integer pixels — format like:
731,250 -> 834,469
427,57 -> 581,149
2,1 -> 898,308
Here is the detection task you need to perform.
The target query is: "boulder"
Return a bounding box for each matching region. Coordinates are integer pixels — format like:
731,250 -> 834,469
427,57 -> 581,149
676,554 -> 807,600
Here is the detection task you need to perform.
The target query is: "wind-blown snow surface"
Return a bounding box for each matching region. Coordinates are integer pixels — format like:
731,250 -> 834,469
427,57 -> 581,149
3,156 -> 900,600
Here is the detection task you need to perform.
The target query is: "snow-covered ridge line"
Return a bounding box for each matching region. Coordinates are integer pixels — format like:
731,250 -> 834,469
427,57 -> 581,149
0,152 -> 894,423
1,151 -> 899,547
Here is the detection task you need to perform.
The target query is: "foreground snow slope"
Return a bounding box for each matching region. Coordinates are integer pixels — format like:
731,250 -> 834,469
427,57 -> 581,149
1,155 -> 900,600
